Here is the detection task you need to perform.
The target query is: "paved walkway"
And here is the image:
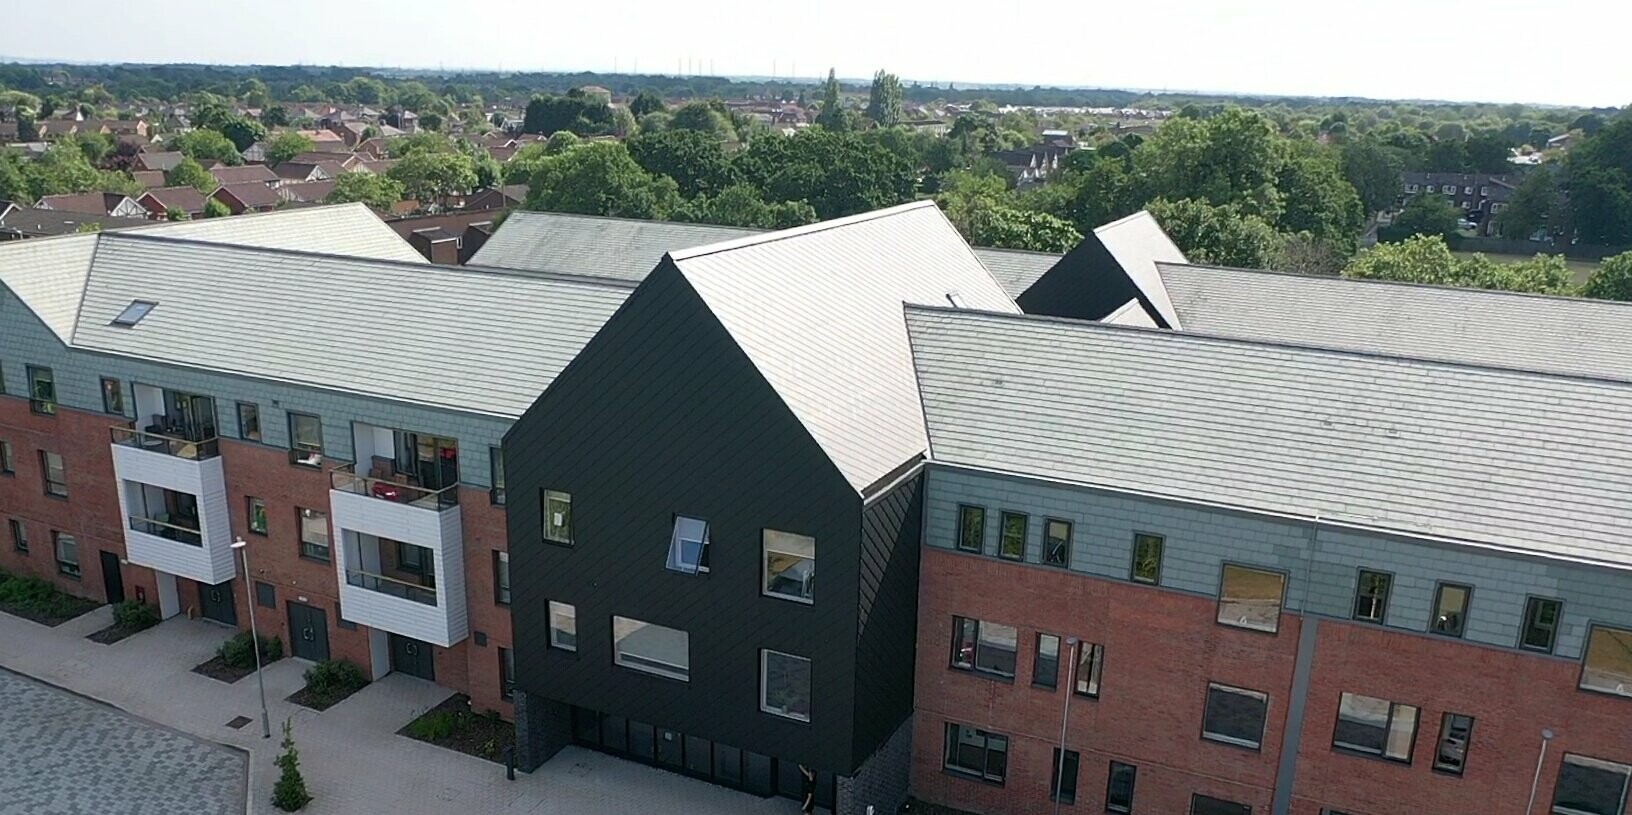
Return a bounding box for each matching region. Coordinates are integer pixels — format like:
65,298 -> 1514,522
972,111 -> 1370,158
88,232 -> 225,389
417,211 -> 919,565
0,607 -> 798,815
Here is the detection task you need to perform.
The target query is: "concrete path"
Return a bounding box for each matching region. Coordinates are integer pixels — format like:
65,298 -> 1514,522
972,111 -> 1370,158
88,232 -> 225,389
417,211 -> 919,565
0,607 -> 797,815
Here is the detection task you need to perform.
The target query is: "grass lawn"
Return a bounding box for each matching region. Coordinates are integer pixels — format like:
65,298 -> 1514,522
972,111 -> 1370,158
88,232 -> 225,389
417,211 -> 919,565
1453,251 -> 1599,286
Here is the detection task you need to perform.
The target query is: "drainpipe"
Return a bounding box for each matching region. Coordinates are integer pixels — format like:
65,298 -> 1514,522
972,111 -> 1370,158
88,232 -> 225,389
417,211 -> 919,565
1052,638 -> 1079,815
1525,729 -> 1555,815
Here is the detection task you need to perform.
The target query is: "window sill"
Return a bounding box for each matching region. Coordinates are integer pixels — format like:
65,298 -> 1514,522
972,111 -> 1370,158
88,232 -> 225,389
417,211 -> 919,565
1431,767 -> 1466,778
996,552 -> 1024,562
44,492 -> 69,502
614,664 -> 689,684
1031,682 -> 1059,693
57,571 -> 81,581
950,666 -> 1015,684
1574,684 -> 1632,702
1202,734 -> 1263,753
542,538 -> 574,549
249,530 -> 268,537
760,709 -> 812,725
1213,619 -> 1282,636
298,554 -> 332,565
941,767 -> 1005,788
762,591 -> 815,606
1331,745 -> 1411,765
0,471 -> 14,477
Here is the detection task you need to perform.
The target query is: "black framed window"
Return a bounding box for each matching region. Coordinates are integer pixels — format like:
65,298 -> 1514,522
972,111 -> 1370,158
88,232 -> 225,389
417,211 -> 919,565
548,601 -> 576,651
956,505 -> 985,553
1131,533 -> 1163,584
1050,748 -> 1079,804
489,446 -> 505,505
1075,642 -> 1104,698
1430,583 -> 1471,637
27,365 -> 55,415
237,402 -> 261,442
1433,713 -> 1473,775
1353,569 -> 1392,624
1333,692 -> 1418,763
254,580 -> 276,609
1191,794 -> 1251,815
1217,564 -> 1285,633
1551,754 -> 1632,815
666,515 -> 710,575
1580,625 -> 1632,699
998,512 -> 1026,561
1202,682 -> 1267,749
1032,633 -> 1060,689
287,412 -> 323,466
950,616 -> 1017,679
493,551 -> 510,606
942,723 -> 1008,784
40,450 -> 67,497
100,377 -> 125,415
0,439 -> 12,474
760,649 -> 812,722
1043,518 -> 1071,567
297,507 -> 329,561
1520,597 -> 1562,653
53,532 -> 79,578
1105,761 -> 1136,814
247,496 -> 267,535
9,519 -> 27,553
542,489 -> 572,545
499,647 -> 515,701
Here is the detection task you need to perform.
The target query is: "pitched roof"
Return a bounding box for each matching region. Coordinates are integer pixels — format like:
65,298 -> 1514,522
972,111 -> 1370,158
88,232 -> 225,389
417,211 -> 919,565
36,192 -> 133,216
139,186 -> 210,213
136,151 -> 185,171
132,170 -> 166,189
670,201 -> 1021,493
273,162 -> 329,181
0,209 -> 148,238
214,181 -> 283,209
1095,211 -> 1187,326
1157,262 -> 1632,383
278,180 -> 338,203
470,211 -> 759,281
969,247 -> 1059,296
905,307 -> 1632,570
209,164 -> 279,186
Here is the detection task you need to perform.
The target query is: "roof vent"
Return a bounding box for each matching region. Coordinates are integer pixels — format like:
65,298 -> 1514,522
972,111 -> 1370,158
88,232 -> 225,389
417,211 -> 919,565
946,290 -> 966,309
111,300 -> 157,327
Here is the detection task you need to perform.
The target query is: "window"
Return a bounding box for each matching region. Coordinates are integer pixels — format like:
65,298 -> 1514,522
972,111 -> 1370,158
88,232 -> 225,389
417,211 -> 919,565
548,601 -> 576,651
542,490 -> 572,544
1552,754 -> 1632,815
998,512 -> 1026,561
297,508 -> 329,561
1463,186 -> 1473,194
1580,625 -> 1632,698
942,723 -> 1008,784
287,412 -> 323,466
1406,183 -> 1419,192
40,451 -> 67,497
762,529 -> 815,603
9,519 -> 26,553
1430,583 -> 1470,637
612,616 -> 688,681
1131,533 -> 1163,584
101,378 -> 124,414
53,532 -> 79,578
111,300 -> 157,326
0,439 -> 12,474
1105,761 -> 1137,813
237,403 -> 261,442
1032,633 -> 1060,689
957,505 -> 985,553
1049,748 -> 1080,804
499,647 -> 515,701
950,616 -> 1017,679
246,497 -> 267,535
1074,642 -> 1105,698
255,580 -> 276,609
1434,713 -> 1473,775
1521,597 -> 1562,653
1191,794 -> 1251,815
1353,569 -> 1392,624
1333,692 -> 1418,762
1043,518 -> 1071,567
1481,186 -> 1490,196
760,649 -> 812,722
666,515 -> 710,574
27,366 -> 55,415
489,447 -> 505,505
493,551 -> 510,606
396,541 -> 429,576
1217,564 -> 1284,633
1202,683 -> 1268,749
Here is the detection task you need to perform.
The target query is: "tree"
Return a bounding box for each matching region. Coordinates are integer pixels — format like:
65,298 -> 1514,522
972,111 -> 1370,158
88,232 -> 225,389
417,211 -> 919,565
1146,197 -> 1283,269
815,69 -> 850,132
324,172 -> 404,210
865,70 -> 903,127
271,719 -> 311,812
627,129 -> 739,198
202,198 -> 231,219
262,105 -> 290,128
668,101 -> 734,141
165,157 -> 217,194
1276,147 -> 1364,252
265,132 -> 315,166
71,132 -> 113,166
1343,235 -> 1570,294
23,143 -> 101,199
731,129 -> 915,220
0,153 -> 30,203
239,78 -> 270,108
472,152 -> 503,190
388,132 -> 456,158
220,117 -> 267,152
630,90 -> 666,118
1391,194 -> 1461,240
675,183 -> 818,229
386,152 -> 477,210
164,206 -> 189,222
522,91 -> 613,136
1340,137 -> 1406,215
523,140 -> 681,220
1133,107 -> 1287,221
1495,170 -> 1557,240
343,76 -> 388,105
545,131 -> 581,154
1581,251 -> 1632,301
170,129 -> 242,165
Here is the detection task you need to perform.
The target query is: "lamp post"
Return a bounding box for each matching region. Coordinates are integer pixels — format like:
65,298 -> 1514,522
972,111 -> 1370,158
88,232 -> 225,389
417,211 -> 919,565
1525,728 -> 1555,815
1053,637 -> 1079,815
232,537 -> 271,739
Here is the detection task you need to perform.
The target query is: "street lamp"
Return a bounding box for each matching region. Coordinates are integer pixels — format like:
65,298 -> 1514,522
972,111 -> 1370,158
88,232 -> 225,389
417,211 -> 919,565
232,537 -> 271,739
1052,637 -> 1079,815
1525,728 -> 1556,815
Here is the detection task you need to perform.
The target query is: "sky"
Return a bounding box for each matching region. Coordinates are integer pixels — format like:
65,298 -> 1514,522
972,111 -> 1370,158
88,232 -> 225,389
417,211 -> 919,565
5,0 -> 1629,108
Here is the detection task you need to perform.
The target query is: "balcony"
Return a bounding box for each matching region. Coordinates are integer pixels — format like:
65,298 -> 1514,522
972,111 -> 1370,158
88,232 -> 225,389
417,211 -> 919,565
111,423 -> 221,460
346,569 -> 437,606
331,464 -> 459,511
111,454 -> 234,584
334,529 -> 467,647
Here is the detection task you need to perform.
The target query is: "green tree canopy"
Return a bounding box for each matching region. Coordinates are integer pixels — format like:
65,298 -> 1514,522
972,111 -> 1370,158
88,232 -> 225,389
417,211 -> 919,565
522,90 -> 614,136
1581,251 -> 1632,301
1343,235 -> 1570,294
165,157 -> 217,194
1495,170 -> 1557,240
522,140 -> 681,220
1340,136 -> 1407,214
674,184 -> 817,230
1391,194 -> 1461,240
815,69 -> 850,132
630,90 -> 666,118
627,129 -> 739,198
219,117 -> 267,152
170,128 -> 242,165
731,129 -> 915,220
0,152 -> 32,203
866,70 -> 903,127
667,101 -> 735,141
1146,197 -> 1283,269
202,198 -> 231,219
264,131 -> 315,166
325,171 -> 405,210
23,143 -> 101,199
387,151 -> 477,209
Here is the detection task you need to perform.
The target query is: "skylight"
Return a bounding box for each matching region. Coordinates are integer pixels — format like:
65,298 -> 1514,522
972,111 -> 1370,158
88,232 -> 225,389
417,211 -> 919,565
110,300 -> 157,327
946,290 -> 966,308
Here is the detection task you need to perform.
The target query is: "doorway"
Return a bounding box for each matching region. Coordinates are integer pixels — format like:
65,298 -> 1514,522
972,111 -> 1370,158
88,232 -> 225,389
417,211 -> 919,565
197,580 -> 236,625
287,601 -> 330,662
100,551 -> 125,605
388,634 -> 434,680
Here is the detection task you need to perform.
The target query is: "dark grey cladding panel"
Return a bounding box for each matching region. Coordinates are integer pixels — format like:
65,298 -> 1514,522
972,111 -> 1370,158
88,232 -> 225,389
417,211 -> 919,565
1015,230 -> 1164,326
853,473 -> 924,762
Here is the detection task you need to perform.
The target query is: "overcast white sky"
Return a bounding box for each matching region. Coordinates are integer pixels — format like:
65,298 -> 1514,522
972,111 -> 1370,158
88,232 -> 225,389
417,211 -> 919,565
5,0 -> 1628,108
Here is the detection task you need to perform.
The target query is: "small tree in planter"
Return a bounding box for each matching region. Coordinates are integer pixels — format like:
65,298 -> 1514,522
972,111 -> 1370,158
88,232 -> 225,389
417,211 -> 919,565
272,718 -> 312,811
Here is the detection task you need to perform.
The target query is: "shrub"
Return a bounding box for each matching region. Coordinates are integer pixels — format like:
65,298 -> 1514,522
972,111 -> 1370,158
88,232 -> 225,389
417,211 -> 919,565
218,631 -> 283,669
111,600 -> 159,631
0,573 -> 88,618
271,719 -> 311,811
407,709 -> 459,741
303,659 -> 366,697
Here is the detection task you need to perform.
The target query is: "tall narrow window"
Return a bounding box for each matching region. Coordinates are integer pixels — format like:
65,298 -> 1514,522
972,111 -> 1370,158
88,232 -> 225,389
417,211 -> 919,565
998,512 -> 1027,561
499,647 -> 515,701
297,508 -> 329,561
1333,692 -> 1418,762
1520,597 -> 1562,653
1131,533 -> 1163,584
53,532 -> 79,578
1202,683 -> 1268,749
237,403 -> 261,442
1434,713 -> 1474,775
956,505 -> 985,553
0,439 -> 13,474
1042,518 -> 1071,567
27,366 -> 55,415
9,519 -> 27,553
542,490 -> 572,545
1431,583 -> 1471,637
942,723 -> 1008,783
950,616 -> 1017,679
548,601 -> 576,651
1580,625 -> 1632,699
246,496 -> 268,535
1105,761 -> 1137,814
489,446 -> 505,505
40,451 -> 67,497
1049,748 -> 1079,804
1353,569 -> 1392,623
1552,754 -> 1632,815
1217,564 -> 1285,633
1032,633 -> 1060,690
1074,642 -> 1105,698
101,378 -> 125,414
493,551 -> 511,605
763,529 -> 815,603
666,515 -> 710,574
760,649 -> 812,722
287,412 -> 323,466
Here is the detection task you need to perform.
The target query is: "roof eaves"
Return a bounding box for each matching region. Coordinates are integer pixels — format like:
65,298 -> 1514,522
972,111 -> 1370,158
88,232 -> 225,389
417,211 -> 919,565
668,200 -> 938,262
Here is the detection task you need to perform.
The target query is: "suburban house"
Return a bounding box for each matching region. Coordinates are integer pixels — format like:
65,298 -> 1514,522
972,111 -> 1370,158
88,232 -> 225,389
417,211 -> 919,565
0,203 -> 149,240
131,170 -> 167,190
35,192 -> 148,219
208,165 -> 280,187
136,186 -> 211,219
1398,172 -> 1519,234
272,162 -> 338,185
211,181 -> 284,214
276,180 -> 338,204
134,151 -> 187,173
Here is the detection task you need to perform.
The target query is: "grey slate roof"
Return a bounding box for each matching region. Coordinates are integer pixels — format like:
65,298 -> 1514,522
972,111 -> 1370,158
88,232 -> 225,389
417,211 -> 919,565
671,201 -> 1021,494
470,210 -> 758,281
968,247 -> 1059,297
1158,262 -> 1632,383
905,307 -> 1632,570
1097,211 -> 1187,327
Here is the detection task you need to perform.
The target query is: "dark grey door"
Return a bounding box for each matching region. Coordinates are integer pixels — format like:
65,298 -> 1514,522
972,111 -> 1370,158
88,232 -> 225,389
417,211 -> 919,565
287,602 -> 329,662
389,634 -> 434,680
655,728 -> 683,768
100,551 -> 124,604
198,580 -> 236,625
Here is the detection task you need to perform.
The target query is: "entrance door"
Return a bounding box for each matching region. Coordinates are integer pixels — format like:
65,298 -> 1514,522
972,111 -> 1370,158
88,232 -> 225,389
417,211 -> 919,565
100,551 -> 125,604
287,602 -> 330,662
389,634 -> 434,680
198,580 -> 236,625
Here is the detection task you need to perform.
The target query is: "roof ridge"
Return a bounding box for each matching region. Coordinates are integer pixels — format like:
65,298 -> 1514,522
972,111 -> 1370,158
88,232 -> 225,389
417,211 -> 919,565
1092,209 -> 1156,234
1157,260 -> 1632,309
667,200 -> 939,262
67,233 -> 104,342
508,208 -> 768,233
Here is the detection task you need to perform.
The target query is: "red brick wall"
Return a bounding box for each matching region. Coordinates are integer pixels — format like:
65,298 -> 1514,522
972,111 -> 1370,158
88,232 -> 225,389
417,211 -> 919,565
459,490 -> 513,718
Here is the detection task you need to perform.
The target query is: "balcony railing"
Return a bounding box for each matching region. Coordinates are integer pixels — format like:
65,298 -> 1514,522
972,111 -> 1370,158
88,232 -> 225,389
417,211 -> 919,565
331,464 -> 459,510
346,569 -> 438,606
129,515 -> 203,546
110,423 -> 220,461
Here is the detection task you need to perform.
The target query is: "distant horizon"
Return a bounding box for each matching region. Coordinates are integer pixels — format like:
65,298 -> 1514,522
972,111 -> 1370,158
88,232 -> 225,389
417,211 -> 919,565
4,0 -> 1628,109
